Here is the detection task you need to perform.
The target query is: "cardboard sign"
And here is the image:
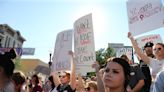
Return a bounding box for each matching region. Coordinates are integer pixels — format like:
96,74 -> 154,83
74,14 -> 96,75
52,30 -> 72,72
127,0 -> 164,36
116,46 -> 133,61
136,34 -> 163,50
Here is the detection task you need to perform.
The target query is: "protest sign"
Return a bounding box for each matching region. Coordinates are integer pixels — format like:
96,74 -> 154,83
74,13 -> 96,75
116,46 -> 133,62
52,30 -> 72,72
136,34 -> 163,50
127,0 -> 164,36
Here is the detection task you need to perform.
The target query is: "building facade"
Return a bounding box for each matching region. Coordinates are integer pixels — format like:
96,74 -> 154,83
0,24 -> 25,48
108,43 -> 124,53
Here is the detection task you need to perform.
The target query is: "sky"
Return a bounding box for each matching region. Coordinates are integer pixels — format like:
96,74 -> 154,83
0,0 -> 164,63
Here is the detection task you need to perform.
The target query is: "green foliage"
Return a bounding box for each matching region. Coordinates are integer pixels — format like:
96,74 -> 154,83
96,47 -> 116,68
86,72 -> 96,78
14,57 -> 21,70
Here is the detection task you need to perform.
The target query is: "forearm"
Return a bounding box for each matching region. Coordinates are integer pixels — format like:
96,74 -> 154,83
128,32 -> 149,64
77,74 -> 85,91
70,53 -> 76,90
96,72 -> 105,92
132,80 -> 145,92
51,72 -> 61,87
129,37 -> 142,55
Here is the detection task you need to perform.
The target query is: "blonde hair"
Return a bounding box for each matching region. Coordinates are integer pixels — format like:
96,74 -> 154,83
86,81 -> 98,91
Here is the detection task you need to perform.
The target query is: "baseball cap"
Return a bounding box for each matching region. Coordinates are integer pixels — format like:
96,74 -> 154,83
144,42 -> 154,48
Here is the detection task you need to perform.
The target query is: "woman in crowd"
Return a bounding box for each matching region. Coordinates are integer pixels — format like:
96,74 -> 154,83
12,71 -> 26,92
51,51 -> 76,92
48,75 -> 57,92
103,57 -> 131,92
75,74 -> 85,92
85,81 -> 98,92
30,74 -> 42,92
128,32 -> 164,80
0,49 -> 16,92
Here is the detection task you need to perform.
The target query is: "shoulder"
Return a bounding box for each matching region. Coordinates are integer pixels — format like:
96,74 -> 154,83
155,71 -> 164,85
4,82 -> 15,92
51,87 -> 58,92
57,84 -> 75,92
157,71 -> 164,80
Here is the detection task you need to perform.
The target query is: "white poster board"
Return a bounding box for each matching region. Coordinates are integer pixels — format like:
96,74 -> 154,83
52,30 -> 72,72
116,46 -> 133,62
127,0 -> 164,36
136,34 -> 163,50
74,14 -> 96,75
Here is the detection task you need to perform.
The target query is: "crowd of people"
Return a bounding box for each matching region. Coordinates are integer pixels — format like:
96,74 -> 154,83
0,32 -> 164,92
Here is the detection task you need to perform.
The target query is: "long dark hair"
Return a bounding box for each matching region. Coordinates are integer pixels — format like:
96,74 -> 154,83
48,76 -> 55,90
32,74 -> 40,85
0,49 -> 16,78
107,58 -> 130,90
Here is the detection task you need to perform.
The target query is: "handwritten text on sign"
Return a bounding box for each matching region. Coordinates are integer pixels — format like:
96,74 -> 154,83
129,3 -> 163,24
136,34 -> 163,50
52,30 -> 72,71
74,13 -> 96,66
127,0 -> 164,36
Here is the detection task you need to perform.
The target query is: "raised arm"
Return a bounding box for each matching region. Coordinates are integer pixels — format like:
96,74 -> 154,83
77,73 -> 85,92
92,62 -> 105,92
128,32 -> 150,64
50,71 -> 61,87
69,51 -> 76,90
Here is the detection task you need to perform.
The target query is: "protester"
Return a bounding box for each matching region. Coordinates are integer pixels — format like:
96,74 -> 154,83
153,71 -> 164,92
85,81 -> 98,92
103,57 -> 130,92
75,74 -> 85,92
48,75 -> 57,92
30,74 -> 42,92
144,42 -> 155,58
139,42 -> 153,92
51,51 -> 76,92
92,61 -> 106,92
128,32 -> 164,80
43,79 -> 52,92
12,71 -> 26,92
121,54 -> 145,92
0,49 -> 16,92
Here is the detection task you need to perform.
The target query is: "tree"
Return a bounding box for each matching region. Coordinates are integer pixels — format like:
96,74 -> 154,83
14,57 -> 21,70
87,47 -> 116,77
96,47 -> 116,68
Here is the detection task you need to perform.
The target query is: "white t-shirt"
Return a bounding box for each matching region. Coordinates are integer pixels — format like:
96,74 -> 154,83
149,58 -> 164,79
49,87 -> 58,92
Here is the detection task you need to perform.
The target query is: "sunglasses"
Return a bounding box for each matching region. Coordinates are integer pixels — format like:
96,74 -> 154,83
153,48 -> 162,51
59,75 -> 66,78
